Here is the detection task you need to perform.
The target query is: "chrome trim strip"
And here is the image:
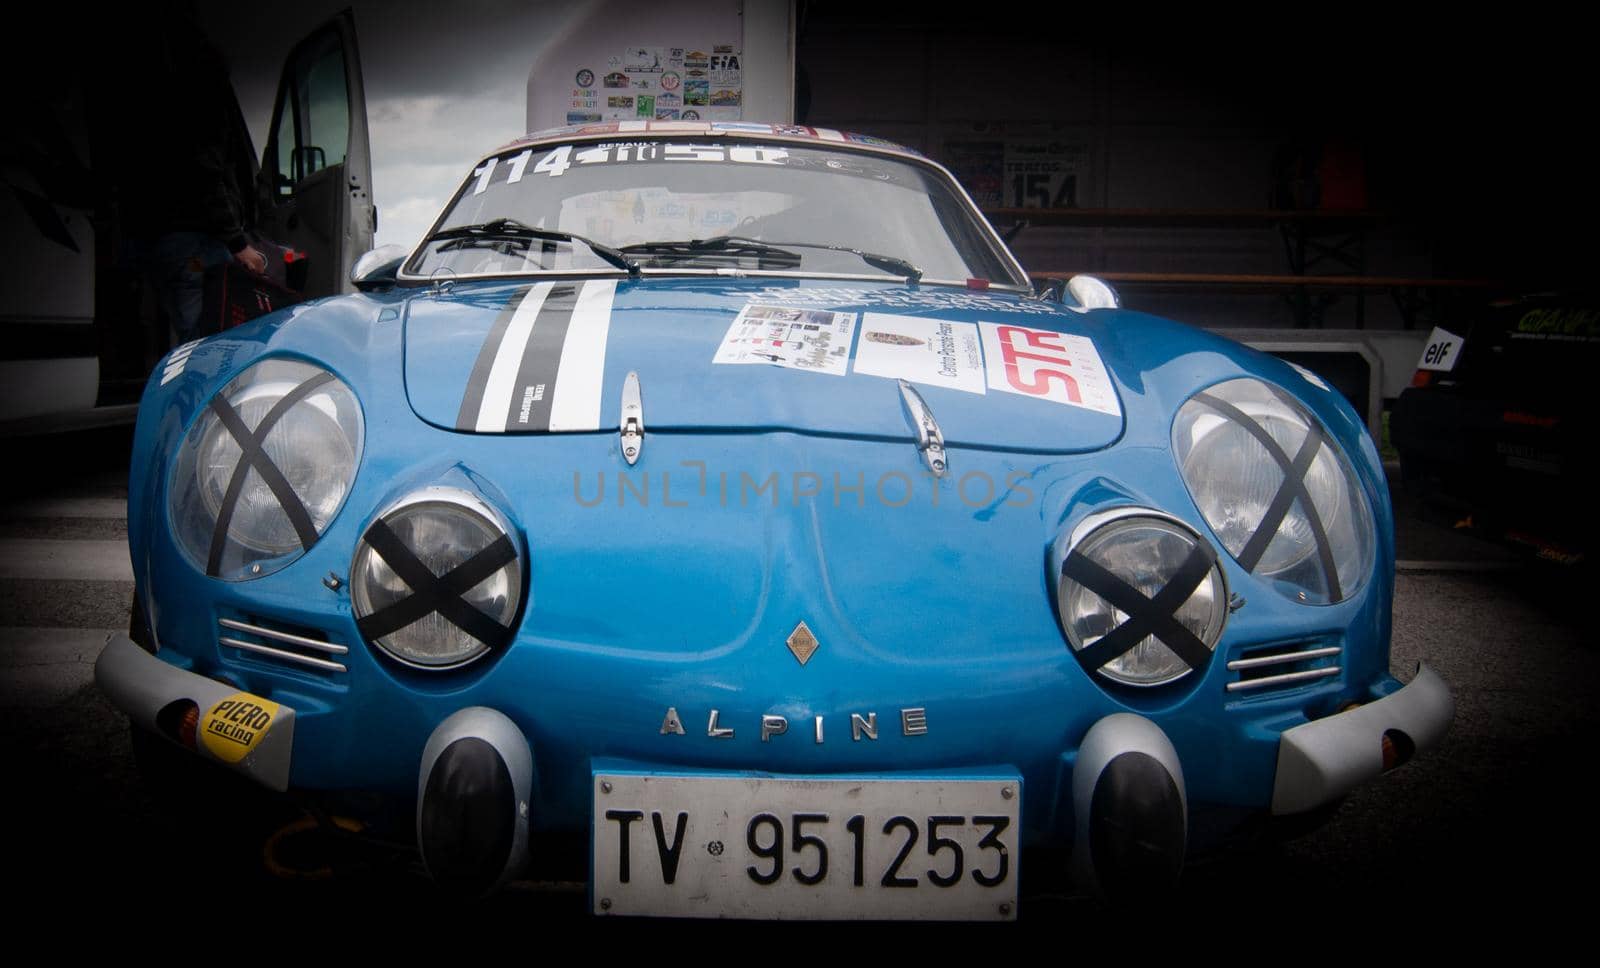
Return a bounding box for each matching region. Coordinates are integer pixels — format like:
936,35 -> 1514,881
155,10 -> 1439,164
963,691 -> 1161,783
397,266 -> 1029,291
1066,506 -> 1209,553
1227,646 -> 1341,671
218,618 -> 349,655
219,637 -> 348,673
1226,666 -> 1341,692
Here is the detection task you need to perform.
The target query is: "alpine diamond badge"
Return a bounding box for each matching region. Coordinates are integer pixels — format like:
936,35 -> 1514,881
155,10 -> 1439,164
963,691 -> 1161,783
786,621 -> 819,666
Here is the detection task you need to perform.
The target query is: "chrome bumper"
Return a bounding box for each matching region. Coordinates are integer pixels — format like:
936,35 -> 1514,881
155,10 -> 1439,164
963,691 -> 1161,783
95,633 -> 296,792
1271,662 -> 1453,815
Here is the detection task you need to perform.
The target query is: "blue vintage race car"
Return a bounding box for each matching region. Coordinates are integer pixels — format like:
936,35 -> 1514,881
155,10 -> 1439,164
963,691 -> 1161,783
97,121 -> 1453,919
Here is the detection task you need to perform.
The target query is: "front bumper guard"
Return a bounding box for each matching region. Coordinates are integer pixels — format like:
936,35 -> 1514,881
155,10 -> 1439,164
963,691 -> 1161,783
95,634 -> 296,792
1271,662 -> 1452,815
93,633 -> 1453,821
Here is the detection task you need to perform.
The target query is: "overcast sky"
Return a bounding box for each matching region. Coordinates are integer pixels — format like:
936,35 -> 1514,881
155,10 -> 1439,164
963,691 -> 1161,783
202,1 -> 588,250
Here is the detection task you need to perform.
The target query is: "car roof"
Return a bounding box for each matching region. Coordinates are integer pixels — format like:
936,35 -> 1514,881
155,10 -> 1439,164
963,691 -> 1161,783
492,121 -> 923,160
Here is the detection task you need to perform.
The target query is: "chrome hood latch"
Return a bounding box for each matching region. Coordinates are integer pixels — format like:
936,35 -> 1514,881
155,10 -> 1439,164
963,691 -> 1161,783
620,370 -> 644,465
897,379 -> 947,478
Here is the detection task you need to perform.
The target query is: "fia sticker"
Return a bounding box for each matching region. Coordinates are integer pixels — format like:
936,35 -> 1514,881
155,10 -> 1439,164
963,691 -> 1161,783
199,692 -> 280,764
1417,326 -> 1463,372
977,322 -> 1119,416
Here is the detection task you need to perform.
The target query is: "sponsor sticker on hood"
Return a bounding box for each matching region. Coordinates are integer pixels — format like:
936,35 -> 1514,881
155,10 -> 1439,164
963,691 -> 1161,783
711,303 -> 857,376
853,313 -> 985,395
978,322 -> 1119,416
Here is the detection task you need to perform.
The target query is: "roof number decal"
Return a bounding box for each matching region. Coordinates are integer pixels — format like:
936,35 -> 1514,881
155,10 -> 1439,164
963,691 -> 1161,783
471,157 -> 497,195
508,148 -> 537,181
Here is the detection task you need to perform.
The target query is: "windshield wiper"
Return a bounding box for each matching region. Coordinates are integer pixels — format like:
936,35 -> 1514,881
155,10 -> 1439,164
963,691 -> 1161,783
619,237 -> 803,269
717,236 -> 922,283
425,218 -> 639,275
619,236 -> 922,283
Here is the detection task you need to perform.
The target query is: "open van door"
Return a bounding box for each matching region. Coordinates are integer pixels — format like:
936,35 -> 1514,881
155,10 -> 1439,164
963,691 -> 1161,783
257,9 -> 374,298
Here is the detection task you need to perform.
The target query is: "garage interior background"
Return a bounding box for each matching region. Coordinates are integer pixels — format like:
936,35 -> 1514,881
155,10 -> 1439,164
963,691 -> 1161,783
792,8 -> 1590,329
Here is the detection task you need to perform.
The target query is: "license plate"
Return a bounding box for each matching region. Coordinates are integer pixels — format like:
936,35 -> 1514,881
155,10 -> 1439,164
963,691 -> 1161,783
591,773 -> 1020,920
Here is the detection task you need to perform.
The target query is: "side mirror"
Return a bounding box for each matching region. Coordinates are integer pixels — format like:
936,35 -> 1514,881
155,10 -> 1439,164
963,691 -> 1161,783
351,244 -> 409,291
1067,275 -> 1120,310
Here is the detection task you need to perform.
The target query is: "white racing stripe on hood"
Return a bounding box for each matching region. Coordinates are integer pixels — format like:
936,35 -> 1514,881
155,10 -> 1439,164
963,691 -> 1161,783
547,279 -> 618,431
475,282 -> 555,432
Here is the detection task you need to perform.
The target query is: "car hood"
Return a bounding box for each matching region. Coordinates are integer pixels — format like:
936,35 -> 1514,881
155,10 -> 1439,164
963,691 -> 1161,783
402,277 -> 1124,454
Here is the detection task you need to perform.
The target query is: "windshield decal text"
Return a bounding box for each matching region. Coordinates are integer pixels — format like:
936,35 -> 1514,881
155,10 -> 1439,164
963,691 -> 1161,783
496,143 -> 792,174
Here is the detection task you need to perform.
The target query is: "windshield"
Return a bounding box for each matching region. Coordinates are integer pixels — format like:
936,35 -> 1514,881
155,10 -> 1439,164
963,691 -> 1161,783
404,140 -> 1025,287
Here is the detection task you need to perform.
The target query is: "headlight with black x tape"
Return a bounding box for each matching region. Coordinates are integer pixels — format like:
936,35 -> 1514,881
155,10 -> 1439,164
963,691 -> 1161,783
1055,508 -> 1229,687
1172,377 -> 1374,606
350,487 -> 524,671
169,358 -> 363,580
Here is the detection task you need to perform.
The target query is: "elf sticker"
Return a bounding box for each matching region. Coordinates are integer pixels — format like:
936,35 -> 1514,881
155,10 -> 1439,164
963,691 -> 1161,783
200,692 -> 280,764
1417,326 -> 1463,372
978,322 -> 1120,416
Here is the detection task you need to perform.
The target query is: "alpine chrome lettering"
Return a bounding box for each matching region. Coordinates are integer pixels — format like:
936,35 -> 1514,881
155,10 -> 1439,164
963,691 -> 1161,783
658,707 -> 927,744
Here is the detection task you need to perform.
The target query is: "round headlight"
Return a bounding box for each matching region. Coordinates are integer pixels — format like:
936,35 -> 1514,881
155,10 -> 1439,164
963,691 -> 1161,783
1057,510 -> 1227,687
170,358 -> 362,579
351,488 -> 523,671
1172,378 -> 1374,605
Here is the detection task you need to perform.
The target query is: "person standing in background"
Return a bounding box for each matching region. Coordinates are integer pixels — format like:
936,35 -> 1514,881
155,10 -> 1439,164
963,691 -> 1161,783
119,2 -> 267,347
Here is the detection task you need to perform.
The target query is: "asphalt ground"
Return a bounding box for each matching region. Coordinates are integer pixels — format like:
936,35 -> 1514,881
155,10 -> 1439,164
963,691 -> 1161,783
1,426 -> 1593,943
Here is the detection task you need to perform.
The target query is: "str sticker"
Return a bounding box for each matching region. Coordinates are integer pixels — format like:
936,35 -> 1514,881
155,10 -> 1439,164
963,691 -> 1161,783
977,322 -> 1119,416
712,303 -> 857,376
200,692 -> 280,764
852,313 -> 986,395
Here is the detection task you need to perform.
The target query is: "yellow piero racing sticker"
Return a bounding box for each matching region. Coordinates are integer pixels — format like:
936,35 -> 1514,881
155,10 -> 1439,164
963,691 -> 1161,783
200,692 -> 280,764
